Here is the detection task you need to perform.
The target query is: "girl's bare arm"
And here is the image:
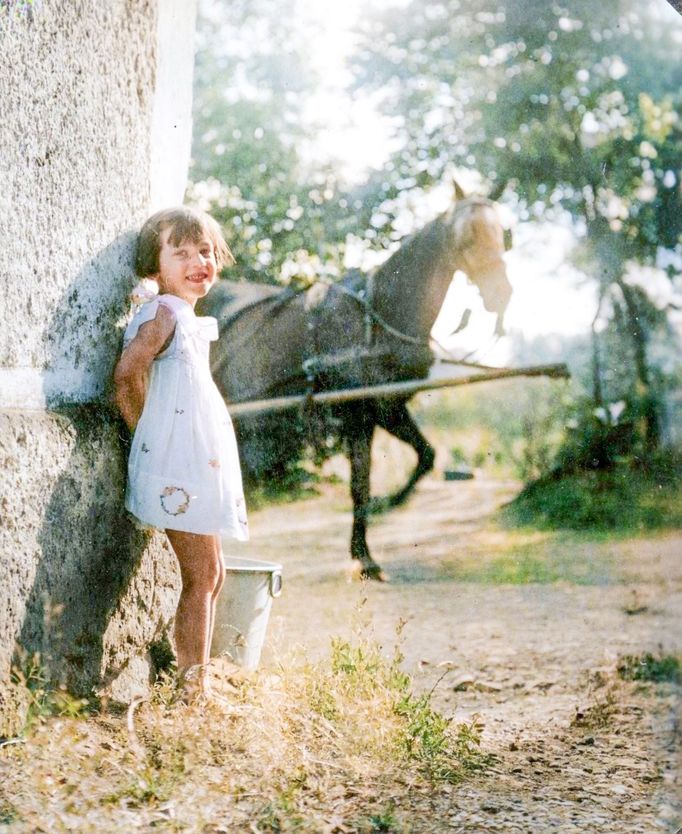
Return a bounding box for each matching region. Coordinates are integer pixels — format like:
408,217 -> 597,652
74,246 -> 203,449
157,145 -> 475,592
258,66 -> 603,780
114,305 -> 176,431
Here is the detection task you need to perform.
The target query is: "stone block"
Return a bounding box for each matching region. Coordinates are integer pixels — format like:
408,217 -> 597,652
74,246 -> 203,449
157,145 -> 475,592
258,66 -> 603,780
0,407 -> 179,735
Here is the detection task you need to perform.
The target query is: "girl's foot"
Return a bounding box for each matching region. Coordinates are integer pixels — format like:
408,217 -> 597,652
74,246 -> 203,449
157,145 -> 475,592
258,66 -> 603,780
177,664 -> 206,704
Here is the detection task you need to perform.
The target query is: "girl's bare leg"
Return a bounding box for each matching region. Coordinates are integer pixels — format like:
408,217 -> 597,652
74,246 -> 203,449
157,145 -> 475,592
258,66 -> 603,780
166,530 -> 223,689
207,534 -> 226,660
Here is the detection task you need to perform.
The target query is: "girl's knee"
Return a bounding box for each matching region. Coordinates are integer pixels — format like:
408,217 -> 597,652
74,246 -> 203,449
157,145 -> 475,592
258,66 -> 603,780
170,531 -> 224,595
182,557 -> 222,596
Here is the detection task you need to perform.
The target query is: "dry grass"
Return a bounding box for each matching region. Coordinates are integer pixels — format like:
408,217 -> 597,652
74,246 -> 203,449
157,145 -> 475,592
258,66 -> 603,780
1,636 -> 490,833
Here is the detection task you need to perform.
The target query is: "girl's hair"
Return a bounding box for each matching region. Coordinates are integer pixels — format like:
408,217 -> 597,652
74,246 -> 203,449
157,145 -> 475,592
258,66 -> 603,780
135,206 -> 235,277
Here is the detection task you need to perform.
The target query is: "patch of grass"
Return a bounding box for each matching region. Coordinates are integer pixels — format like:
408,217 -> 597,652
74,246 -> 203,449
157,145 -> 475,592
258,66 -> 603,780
504,461 -> 681,532
364,805 -> 400,833
103,765 -> 179,808
10,650 -> 91,731
1,635 -> 490,832
256,768 -> 308,832
443,538 -> 613,586
0,799 -> 20,825
618,652 -> 681,684
305,637 -> 488,783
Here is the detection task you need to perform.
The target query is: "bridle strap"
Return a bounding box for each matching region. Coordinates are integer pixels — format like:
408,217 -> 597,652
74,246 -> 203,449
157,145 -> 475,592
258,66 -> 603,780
330,279 -> 431,348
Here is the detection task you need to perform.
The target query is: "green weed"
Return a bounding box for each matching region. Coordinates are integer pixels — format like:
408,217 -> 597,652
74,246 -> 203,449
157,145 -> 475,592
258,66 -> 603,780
257,768 -> 308,832
322,638 -> 488,782
0,800 -> 19,825
618,652 -> 681,684
103,765 -> 178,808
329,637 -> 410,695
505,463 -> 681,532
365,805 -> 400,832
11,650 -> 90,730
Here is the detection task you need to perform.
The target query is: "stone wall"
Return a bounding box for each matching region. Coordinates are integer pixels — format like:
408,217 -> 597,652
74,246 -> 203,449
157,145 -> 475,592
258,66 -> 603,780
0,0 -> 197,734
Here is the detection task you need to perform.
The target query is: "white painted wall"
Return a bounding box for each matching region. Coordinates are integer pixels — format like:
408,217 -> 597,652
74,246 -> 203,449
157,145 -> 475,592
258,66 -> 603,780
150,0 -> 198,211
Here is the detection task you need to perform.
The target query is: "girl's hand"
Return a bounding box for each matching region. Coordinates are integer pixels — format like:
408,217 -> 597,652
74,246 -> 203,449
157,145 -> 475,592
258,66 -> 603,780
114,305 -> 176,430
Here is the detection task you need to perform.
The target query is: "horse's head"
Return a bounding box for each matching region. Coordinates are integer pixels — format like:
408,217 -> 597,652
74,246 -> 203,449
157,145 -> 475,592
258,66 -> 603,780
445,192 -> 513,332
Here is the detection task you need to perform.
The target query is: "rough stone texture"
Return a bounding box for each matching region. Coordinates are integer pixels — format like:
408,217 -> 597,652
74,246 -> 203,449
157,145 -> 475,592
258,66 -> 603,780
0,2 -> 157,405
0,409 -> 179,734
0,1 -> 197,733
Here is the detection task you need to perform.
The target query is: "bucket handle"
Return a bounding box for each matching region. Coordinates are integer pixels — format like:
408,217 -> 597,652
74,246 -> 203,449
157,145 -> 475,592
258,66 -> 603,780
269,569 -> 283,598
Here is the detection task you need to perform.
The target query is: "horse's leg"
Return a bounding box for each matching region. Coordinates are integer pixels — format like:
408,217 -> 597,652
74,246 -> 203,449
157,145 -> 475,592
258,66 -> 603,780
345,407 -> 388,581
369,398 -> 435,513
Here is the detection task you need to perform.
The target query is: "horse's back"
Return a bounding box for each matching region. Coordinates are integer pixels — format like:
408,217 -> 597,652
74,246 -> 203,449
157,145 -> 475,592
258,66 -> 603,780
198,279 -> 284,325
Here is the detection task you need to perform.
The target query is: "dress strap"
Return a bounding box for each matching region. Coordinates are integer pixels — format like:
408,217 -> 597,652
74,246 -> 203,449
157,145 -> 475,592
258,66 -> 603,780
198,317 -> 219,341
156,294 -> 218,341
123,298 -> 161,347
157,294 -> 200,334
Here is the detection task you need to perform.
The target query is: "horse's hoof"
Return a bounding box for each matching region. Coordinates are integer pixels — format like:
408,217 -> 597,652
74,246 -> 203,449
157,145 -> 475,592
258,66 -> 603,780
349,561 -> 390,582
366,567 -> 390,583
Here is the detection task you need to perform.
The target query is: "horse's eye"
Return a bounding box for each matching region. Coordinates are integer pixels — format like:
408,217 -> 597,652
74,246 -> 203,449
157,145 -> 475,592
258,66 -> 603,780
503,228 -> 513,251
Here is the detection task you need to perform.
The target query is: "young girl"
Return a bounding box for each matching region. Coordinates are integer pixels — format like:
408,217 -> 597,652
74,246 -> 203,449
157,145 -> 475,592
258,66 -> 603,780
114,206 -> 249,700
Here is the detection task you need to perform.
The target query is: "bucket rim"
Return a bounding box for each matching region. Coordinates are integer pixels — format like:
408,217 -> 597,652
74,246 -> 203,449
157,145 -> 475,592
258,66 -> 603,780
221,556 -> 283,573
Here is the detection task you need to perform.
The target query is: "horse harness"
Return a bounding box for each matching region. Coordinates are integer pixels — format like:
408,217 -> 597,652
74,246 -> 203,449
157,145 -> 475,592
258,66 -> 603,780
301,273 -> 434,395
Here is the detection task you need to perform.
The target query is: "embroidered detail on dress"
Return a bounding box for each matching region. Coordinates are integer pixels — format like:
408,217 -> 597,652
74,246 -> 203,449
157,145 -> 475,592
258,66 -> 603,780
236,496 -> 248,527
175,409 -> 185,414
208,459 -> 220,469
141,443 -> 150,453
160,486 -> 191,516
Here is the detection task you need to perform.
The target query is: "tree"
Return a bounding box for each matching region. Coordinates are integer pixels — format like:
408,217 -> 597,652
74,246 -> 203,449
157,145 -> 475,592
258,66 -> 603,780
352,0 -> 682,454
189,0 -> 350,284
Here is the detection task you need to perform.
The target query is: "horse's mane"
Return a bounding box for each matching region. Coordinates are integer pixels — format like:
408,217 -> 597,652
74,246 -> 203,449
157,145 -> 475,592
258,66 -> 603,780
371,197 -> 493,283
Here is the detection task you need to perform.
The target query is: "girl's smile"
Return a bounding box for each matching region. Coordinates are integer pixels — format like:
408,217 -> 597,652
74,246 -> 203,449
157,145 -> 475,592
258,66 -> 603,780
155,227 -> 218,305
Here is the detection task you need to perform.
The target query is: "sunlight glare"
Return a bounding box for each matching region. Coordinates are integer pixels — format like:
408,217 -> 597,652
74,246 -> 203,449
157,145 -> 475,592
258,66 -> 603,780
298,0 -> 400,181
431,223 -> 598,363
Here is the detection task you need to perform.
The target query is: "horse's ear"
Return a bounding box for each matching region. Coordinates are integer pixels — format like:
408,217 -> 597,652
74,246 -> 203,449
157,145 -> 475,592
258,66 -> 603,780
452,178 -> 467,201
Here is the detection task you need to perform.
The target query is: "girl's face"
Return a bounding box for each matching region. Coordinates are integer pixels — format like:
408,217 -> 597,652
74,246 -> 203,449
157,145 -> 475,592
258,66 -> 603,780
154,226 -> 218,306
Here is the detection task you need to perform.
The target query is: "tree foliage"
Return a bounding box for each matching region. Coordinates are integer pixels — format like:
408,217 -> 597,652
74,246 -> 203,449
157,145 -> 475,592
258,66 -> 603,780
189,0 -> 682,481
351,0 -> 682,454
190,0 -> 351,284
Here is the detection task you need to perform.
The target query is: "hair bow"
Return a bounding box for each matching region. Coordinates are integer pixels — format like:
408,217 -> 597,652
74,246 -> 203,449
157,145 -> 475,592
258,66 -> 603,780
130,278 -> 159,311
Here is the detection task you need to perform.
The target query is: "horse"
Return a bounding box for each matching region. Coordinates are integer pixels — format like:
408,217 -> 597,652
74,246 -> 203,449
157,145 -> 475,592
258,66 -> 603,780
198,184 -> 513,580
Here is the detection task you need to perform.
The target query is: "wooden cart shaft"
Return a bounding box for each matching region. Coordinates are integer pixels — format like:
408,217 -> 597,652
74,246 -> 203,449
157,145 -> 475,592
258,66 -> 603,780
227,363 -> 570,417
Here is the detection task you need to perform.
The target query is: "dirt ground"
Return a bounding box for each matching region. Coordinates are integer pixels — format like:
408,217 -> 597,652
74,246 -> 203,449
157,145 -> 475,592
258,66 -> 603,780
227,467 -> 682,833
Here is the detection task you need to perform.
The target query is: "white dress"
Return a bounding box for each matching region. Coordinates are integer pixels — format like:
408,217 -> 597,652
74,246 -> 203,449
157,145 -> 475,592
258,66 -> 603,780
123,293 -> 249,539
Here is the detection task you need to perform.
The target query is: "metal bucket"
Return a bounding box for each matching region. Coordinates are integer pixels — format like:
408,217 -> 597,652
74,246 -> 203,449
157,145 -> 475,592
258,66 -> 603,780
211,556 -> 283,671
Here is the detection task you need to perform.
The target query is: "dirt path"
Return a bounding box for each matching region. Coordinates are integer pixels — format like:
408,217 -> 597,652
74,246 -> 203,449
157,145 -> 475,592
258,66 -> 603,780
229,474 -> 681,833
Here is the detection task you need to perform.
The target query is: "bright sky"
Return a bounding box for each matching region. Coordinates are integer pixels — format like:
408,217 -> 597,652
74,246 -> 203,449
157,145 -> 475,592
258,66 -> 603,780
298,0 -> 401,181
